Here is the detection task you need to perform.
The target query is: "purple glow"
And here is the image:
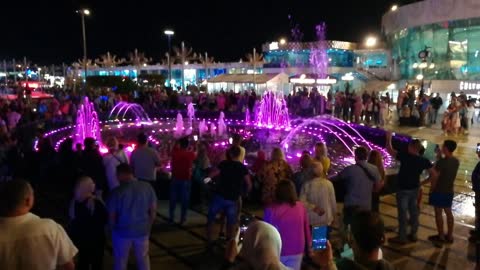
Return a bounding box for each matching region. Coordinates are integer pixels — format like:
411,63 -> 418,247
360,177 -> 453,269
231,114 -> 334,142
109,102 -> 151,123
310,23 -> 328,79
74,97 -> 101,145
254,91 -> 290,128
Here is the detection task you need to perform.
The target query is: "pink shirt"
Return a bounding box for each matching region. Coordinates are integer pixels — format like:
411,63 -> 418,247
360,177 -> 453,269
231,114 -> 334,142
264,201 -> 311,256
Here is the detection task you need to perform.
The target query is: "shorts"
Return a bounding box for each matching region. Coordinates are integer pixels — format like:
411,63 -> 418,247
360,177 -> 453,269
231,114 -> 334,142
207,195 -> 238,226
429,192 -> 454,208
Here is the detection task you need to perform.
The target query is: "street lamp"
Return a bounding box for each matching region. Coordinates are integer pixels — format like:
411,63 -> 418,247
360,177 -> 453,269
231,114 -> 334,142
164,29 -> 174,87
76,8 -> 90,93
412,46 -> 433,95
365,36 -> 377,48
391,5 -> 398,11
416,74 -> 424,81
279,38 -> 287,45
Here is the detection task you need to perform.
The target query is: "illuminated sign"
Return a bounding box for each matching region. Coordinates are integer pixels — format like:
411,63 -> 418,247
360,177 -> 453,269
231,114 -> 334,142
290,78 -> 316,84
269,42 -> 279,51
459,81 -> 480,91
341,72 -> 354,81
316,78 -> 337,84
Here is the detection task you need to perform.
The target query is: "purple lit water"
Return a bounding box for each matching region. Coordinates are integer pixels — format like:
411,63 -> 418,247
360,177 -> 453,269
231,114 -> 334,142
254,91 -> 290,129
74,97 -> 101,145
310,23 -> 328,79
109,102 -> 151,123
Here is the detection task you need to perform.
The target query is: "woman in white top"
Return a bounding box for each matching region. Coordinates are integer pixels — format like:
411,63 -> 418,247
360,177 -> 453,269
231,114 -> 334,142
300,161 -> 337,227
102,137 -> 128,190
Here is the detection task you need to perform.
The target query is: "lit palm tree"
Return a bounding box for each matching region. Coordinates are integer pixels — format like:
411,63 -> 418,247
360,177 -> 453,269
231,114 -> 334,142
173,42 -> 200,89
128,49 -> 152,67
199,52 -> 215,80
245,50 -> 264,66
95,52 -> 125,68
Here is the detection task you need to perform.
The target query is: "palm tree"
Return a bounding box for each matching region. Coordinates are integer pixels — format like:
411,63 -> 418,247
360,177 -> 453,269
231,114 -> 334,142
95,52 -> 125,68
173,42 -> 200,89
199,52 -> 215,81
245,48 -> 264,91
128,49 -> 152,67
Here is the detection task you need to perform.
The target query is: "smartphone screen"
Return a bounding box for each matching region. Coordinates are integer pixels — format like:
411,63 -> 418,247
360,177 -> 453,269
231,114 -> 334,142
312,226 -> 328,250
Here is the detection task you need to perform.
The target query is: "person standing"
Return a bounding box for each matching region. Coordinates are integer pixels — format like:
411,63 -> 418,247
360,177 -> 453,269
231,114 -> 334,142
259,148 -> 293,205
103,137 -> 128,191
170,137 -> 196,224
386,132 -> 434,244
469,149 -> 480,245
68,177 -> 108,270
80,137 -> 108,198
314,142 -> 331,177
107,164 -> 157,270
206,146 -> 251,243
300,162 -> 337,228
230,133 -> 245,162
0,179 -> 78,270
430,93 -> 443,125
264,180 -> 311,270
130,133 -> 160,190
422,140 -> 460,244
367,150 -> 386,213
334,146 -> 381,229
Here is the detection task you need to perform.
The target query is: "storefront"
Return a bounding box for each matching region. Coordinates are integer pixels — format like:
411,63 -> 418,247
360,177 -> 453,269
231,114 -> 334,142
207,73 -> 290,94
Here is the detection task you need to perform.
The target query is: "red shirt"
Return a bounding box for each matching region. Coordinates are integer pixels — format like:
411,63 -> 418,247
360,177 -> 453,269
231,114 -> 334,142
171,147 -> 196,180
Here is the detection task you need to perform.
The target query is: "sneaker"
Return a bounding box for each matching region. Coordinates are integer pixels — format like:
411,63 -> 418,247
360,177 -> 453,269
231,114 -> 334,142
389,236 -> 408,245
408,234 -> 418,242
428,234 -> 445,242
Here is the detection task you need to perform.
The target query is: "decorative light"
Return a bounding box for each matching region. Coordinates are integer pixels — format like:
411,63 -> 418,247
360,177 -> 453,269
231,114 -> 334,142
341,72 -> 354,81
419,62 -> 428,69
391,5 -> 398,11
279,38 -> 287,45
416,74 -> 424,80
429,63 -> 435,69
164,30 -> 174,36
412,63 -> 419,68
365,36 -> 377,48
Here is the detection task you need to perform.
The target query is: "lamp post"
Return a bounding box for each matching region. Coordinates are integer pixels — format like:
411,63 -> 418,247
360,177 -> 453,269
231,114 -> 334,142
76,8 -> 90,94
164,29 -> 174,87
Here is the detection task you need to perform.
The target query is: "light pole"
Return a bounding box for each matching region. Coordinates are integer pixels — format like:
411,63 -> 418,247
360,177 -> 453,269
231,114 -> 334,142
164,29 -> 174,87
77,8 -> 90,93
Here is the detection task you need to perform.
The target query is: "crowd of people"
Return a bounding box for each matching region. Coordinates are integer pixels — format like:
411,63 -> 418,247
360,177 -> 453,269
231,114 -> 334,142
0,121 -> 468,270
0,85 -> 478,270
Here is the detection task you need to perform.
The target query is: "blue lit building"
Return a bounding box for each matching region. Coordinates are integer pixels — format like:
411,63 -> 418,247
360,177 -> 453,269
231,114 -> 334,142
382,0 -> 480,94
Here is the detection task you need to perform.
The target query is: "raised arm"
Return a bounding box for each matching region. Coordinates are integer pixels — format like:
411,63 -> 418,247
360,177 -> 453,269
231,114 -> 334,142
385,131 -> 397,157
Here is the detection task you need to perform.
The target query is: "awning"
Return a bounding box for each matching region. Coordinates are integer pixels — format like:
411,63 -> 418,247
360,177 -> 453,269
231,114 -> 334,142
207,73 -> 283,84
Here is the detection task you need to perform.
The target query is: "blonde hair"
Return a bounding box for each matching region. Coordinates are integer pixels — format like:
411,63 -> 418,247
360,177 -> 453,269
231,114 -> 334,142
270,148 -> 285,162
69,176 -> 97,220
312,161 -> 324,178
368,150 -> 385,180
315,142 -> 328,158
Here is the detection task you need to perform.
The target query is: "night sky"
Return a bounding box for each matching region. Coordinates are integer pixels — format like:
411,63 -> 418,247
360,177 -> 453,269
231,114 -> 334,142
1,0 -> 420,65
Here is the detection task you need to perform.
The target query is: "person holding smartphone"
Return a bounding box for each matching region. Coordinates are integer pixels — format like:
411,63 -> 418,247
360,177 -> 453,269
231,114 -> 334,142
310,211 -> 395,270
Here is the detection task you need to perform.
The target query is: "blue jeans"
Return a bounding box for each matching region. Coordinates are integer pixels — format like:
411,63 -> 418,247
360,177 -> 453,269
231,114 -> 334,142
207,195 -> 238,226
396,188 -> 419,240
169,180 -> 191,222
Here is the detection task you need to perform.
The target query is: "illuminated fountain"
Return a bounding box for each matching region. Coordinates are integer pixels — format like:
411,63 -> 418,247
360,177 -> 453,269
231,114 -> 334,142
109,102 -> 151,124
74,97 -> 102,145
174,112 -> 184,137
218,111 -> 227,137
310,22 -> 328,80
198,119 -> 207,137
254,91 -> 290,129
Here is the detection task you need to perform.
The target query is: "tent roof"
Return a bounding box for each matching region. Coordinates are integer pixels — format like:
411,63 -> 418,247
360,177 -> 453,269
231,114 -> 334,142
207,73 -> 283,84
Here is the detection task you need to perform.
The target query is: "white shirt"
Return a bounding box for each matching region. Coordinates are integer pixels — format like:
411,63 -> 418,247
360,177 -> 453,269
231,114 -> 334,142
0,213 -> 78,270
300,177 -> 337,226
103,150 -> 129,190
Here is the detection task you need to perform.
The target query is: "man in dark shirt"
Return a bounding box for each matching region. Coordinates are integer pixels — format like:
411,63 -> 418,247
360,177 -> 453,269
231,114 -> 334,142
386,132 -> 434,244
206,146 -> 251,243
470,150 -> 480,245
422,140 -> 460,244
429,93 -> 443,125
